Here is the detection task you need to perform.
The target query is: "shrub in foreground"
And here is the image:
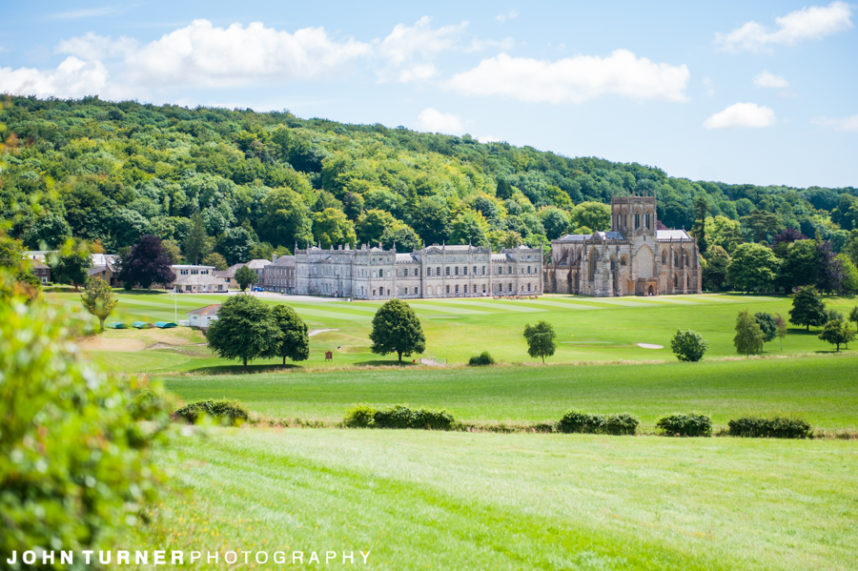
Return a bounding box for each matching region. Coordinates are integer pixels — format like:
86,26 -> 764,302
656,413 -> 712,437
175,400 -> 249,426
468,351 -> 496,366
728,417 -> 813,439
1,295 -> 170,560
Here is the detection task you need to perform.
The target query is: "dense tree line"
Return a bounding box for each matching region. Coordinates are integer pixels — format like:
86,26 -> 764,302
1,95 -> 857,287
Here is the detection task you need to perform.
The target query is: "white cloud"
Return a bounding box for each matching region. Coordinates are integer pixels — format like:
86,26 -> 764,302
395,64 -> 438,83
377,16 -> 466,66
753,70 -> 789,89
57,32 -> 138,60
704,102 -> 776,129
496,10 -> 519,22
126,19 -> 371,86
716,1 -> 852,52
0,56 -> 109,98
417,108 -> 466,135
446,50 -> 689,103
812,114 -> 858,131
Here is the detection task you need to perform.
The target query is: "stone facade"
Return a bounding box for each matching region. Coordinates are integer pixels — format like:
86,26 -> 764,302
544,194 -> 702,296
261,255 -> 296,294
293,244 -> 543,300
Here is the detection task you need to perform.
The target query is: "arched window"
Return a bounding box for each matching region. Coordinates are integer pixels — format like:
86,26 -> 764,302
635,213 -> 640,229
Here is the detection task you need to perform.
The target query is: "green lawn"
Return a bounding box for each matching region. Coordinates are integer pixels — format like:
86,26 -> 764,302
48,289 -> 858,372
134,428 -> 858,570
162,353 -> 858,431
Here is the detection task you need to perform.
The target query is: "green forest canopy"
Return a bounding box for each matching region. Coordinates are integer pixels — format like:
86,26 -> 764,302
1,95 -> 856,264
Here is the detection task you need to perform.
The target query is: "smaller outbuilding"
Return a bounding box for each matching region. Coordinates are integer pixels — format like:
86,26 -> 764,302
187,304 -> 222,329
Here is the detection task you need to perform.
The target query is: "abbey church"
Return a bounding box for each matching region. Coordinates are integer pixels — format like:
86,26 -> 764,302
544,193 -> 702,296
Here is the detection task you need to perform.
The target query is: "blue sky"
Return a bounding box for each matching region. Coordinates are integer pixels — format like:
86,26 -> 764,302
1,1 -> 856,188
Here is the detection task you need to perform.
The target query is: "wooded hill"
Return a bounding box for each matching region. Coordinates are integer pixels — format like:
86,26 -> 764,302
1,95 -> 857,266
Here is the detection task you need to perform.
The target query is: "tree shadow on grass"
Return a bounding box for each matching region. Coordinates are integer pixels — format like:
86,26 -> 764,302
187,363 -> 303,375
787,328 -> 821,335
353,359 -> 417,367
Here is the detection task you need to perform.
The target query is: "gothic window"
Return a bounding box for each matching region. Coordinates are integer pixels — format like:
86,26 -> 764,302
463,266 -> 468,276
662,251 -> 666,264
379,269 -> 383,278
508,283 -> 513,292
446,285 -> 450,294
473,266 -> 477,274
455,266 -> 459,276
446,266 -> 450,276
528,283 -> 532,292
414,287 -> 418,295
646,213 -> 651,229
635,213 -> 640,229
436,266 -> 441,275
498,267 -> 503,275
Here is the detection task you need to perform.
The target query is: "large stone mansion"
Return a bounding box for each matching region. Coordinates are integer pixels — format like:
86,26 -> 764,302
263,244 -> 544,300
543,194 -> 702,296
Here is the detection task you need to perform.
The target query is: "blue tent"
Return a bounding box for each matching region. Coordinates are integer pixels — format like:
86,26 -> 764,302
107,322 -> 127,329
131,321 -> 146,329
153,321 -> 177,329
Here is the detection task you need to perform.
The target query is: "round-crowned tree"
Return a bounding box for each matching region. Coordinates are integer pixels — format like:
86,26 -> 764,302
234,265 -> 258,292
369,299 -> 425,362
271,304 -> 310,365
670,330 -> 707,362
119,234 -> 176,290
206,295 -> 282,369
789,286 -> 827,331
524,321 -> 557,363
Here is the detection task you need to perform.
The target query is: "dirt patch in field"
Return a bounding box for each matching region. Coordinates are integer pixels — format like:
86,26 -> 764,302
77,336 -> 147,352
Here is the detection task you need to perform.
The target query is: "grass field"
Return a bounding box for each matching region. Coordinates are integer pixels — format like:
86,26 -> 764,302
42,288 -> 858,568
47,289 -> 858,372
161,353 -> 858,431
135,428 -> 858,570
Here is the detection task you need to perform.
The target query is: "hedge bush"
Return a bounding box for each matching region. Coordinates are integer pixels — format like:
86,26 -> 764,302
655,413 -> 712,437
344,405 -> 455,430
728,417 -> 813,439
557,410 -> 604,433
175,400 -> 248,426
468,351 -> 496,366
557,410 -> 639,435
344,404 -> 376,428
603,414 -> 639,435
411,408 -> 455,430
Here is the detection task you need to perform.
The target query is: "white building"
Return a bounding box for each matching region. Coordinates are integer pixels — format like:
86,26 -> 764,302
187,304 -> 221,328
170,265 -> 226,293
294,244 -> 543,300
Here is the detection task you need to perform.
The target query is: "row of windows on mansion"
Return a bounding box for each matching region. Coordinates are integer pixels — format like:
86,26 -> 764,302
263,244 -> 544,299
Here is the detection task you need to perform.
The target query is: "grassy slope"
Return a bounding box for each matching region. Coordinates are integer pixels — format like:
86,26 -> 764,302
49,290 -> 858,372
138,428 -> 858,570
162,354 -> 858,430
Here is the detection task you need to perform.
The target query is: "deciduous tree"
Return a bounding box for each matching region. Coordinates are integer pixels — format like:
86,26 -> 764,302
369,299 -> 425,362
235,265 -> 258,292
734,310 -> 764,355
81,276 -> 118,332
119,234 -> 176,290
524,321 -> 557,363
670,330 -> 707,362
818,318 -> 855,352
271,305 -> 310,365
789,286 -> 827,331
206,295 -> 282,369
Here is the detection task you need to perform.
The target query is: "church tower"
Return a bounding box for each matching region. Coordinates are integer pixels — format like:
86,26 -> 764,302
611,193 -> 657,238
